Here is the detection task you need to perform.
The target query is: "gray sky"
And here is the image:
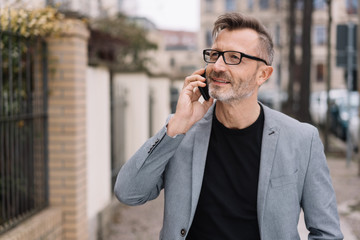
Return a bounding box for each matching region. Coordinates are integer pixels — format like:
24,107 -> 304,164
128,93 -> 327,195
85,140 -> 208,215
123,0 -> 200,31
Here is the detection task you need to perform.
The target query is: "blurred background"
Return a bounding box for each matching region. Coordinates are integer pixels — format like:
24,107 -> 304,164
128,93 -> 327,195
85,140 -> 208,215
0,0 -> 360,239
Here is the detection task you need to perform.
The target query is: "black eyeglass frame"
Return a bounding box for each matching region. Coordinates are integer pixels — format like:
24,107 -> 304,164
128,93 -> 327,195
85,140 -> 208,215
203,49 -> 269,66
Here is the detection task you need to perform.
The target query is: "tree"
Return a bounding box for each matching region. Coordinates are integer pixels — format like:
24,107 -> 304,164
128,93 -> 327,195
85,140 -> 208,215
284,0 -> 298,115
89,13 -> 158,72
297,0 -> 313,123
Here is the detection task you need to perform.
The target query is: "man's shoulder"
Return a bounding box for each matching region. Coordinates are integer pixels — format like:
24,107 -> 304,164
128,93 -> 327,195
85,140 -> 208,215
262,104 -> 317,135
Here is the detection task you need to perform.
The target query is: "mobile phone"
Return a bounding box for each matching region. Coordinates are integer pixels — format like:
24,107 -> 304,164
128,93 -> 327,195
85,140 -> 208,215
199,68 -> 210,101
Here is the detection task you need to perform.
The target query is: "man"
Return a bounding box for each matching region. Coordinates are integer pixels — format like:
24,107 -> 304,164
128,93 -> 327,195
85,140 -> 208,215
114,12 -> 343,240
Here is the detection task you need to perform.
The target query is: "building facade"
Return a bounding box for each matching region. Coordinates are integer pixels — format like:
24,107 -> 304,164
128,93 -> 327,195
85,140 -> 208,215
147,29 -> 200,79
199,0 -> 358,100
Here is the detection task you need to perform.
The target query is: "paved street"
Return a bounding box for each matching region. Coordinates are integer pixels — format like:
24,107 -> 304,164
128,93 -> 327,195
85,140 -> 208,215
109,157 -> 360,240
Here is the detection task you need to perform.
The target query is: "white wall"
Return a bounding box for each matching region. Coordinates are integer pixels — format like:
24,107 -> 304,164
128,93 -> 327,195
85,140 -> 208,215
86,66 -> 111,240
149,77 -> 171,135
114,72 -> 150,160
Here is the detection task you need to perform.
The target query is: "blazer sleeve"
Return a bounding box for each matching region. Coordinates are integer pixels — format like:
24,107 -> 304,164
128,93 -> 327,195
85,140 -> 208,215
301,128 -> 344,240
114,119 -> 185,206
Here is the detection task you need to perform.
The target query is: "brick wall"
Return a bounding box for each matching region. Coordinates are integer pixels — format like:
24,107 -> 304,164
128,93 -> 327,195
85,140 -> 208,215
46,19 -> 89,240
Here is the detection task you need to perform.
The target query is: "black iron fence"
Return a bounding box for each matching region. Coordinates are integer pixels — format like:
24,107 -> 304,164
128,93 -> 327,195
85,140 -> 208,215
0,26 -> 48,233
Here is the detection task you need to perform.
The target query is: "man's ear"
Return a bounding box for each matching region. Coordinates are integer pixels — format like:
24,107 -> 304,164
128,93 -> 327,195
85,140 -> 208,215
257,66 -> 273,86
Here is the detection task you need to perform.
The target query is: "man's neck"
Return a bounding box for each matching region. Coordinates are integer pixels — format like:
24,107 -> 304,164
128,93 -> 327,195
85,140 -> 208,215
215,97 -> 261,130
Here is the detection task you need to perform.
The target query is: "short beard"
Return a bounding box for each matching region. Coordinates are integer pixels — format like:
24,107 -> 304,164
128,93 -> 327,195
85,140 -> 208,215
208,72 -> 256,103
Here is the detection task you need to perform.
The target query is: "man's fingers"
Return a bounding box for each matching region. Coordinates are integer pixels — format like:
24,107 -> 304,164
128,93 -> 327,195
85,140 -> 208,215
183,69 -> 206,89
184,81 -> 206,93
192,87 -> 202,101
191,68 -> 206,76
203,97 -> 214,107
184,76 -> 205,89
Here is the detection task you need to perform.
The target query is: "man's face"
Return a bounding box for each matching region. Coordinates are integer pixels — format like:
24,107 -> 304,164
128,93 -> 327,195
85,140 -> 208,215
206,28 -> 265,103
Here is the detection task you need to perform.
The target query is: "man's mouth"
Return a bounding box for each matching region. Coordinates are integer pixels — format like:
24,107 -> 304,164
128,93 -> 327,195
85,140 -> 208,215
212,78 -> 230,84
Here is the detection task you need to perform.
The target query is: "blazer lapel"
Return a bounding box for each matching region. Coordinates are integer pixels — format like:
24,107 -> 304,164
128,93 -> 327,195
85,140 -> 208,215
257,105 -> 280,234
190,104 -> 215,220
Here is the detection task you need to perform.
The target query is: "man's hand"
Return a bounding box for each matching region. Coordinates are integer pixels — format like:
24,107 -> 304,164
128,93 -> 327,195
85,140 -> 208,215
167,68 -> 214,137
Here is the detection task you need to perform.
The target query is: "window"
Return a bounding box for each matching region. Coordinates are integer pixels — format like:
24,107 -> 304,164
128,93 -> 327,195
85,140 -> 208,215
205,0 -> 214,13
314,25 -> 326,45
248,0 -> 254,11
259,0 -> 269,9
314,0 -> 326,10
170,57 -> 175,67
316,64 -> 325,82
226,0 -> 236,11
347,0 -> 358,14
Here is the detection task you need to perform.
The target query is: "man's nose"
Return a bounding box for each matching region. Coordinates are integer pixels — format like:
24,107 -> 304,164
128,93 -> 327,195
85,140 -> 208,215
213,55 -> 227,72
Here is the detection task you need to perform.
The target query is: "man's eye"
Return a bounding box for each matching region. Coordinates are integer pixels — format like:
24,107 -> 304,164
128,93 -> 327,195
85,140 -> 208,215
210,52 -> 220,59
229,54 -> 240,60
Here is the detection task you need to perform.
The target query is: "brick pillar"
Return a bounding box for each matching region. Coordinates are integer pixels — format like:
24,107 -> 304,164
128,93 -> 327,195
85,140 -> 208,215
47,19 -> 89,240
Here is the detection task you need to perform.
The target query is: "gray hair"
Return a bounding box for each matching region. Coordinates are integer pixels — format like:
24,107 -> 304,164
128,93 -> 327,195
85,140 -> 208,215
212,12 -> 274,66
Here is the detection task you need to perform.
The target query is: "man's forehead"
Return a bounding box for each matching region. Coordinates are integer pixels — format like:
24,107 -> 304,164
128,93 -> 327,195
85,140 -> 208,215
213,28 -> 259,52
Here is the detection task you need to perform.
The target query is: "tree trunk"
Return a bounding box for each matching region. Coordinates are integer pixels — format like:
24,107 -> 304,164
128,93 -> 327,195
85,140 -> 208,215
297,0 -> 313,123
324,0 -> 332,153
284,0 -> 297,115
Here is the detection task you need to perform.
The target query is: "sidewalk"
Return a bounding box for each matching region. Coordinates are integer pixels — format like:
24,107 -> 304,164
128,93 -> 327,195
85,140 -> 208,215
108,157 -> 360,240
328,157 -> 360,240
298,157 -> 360,240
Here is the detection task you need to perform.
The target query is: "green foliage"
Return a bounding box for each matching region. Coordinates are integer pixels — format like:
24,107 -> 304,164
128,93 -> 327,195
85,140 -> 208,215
90,13 -> 158,72
0,34 -> 39,117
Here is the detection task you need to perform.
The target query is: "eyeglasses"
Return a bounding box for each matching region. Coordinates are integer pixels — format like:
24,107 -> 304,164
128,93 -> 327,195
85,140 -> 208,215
203,49 -> 269,66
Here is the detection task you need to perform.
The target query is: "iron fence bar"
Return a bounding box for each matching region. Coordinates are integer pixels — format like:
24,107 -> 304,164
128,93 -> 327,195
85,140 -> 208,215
14,33 -> 19,219
42,40 -> 49,206
21,15 -> 29,217
9,18 -> 17,222
0,122 -> 4,226
25,39 -> 32,215
5,117 -> 10,224
29,42 -> 35,212
17,38 -> 24,218
15,34 -> 23,218
33,40 -> 39,210
28,40 -> 37,212
0,18 -> 2,117
0,17 -> 5,226
6,10 -> 13,223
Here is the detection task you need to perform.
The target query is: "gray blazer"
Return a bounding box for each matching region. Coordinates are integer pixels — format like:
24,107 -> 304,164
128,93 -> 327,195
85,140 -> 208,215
114,103 -> 343,240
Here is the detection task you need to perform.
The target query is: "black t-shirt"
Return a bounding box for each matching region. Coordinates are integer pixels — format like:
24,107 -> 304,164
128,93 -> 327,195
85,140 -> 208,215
186,105 -> 264,240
